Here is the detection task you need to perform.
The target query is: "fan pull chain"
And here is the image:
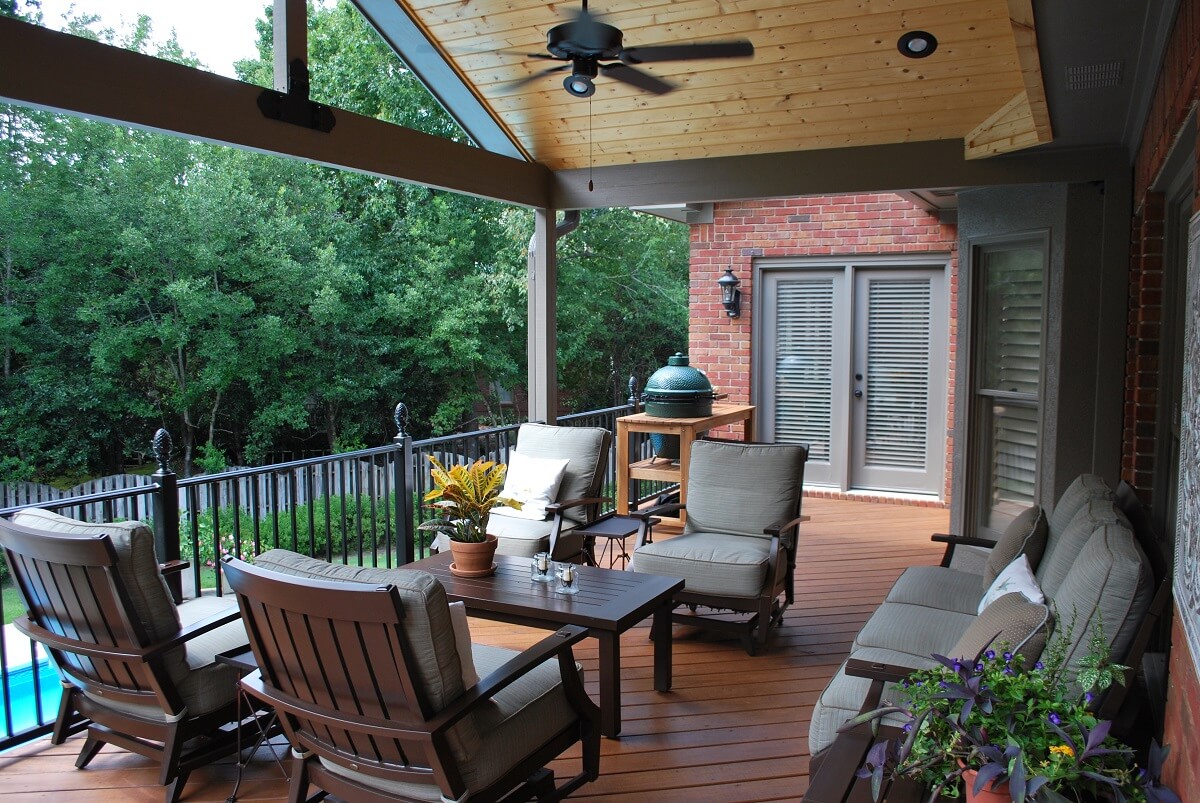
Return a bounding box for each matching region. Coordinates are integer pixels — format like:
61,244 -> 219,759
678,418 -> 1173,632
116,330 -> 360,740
588,95 -> 594,192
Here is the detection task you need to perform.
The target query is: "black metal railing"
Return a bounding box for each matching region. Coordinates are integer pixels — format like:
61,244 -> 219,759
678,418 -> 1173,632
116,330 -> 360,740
0,398 -> 683,749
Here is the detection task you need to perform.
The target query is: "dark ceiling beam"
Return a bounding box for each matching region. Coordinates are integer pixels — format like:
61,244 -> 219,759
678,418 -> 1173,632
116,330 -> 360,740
0,16 -> 550,208
552,140 -> 1131,210
352,0 -> 527,162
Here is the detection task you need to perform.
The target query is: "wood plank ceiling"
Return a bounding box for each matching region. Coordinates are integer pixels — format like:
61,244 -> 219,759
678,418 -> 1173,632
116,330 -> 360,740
392,0 -> 1052,171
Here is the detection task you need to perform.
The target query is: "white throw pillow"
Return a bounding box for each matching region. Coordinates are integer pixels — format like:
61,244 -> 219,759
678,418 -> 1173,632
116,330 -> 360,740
491,451 -> 570,521
448,601 -> 480,688
977,554 -> 1045,614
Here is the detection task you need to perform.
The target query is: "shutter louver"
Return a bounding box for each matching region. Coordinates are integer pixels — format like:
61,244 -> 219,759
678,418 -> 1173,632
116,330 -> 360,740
864,279 -> 931,469
774,279 -> 834,462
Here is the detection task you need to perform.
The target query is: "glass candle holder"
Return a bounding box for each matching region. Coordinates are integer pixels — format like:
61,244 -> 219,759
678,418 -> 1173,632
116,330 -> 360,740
555,562 -> 580,594
531,551 -> 553,582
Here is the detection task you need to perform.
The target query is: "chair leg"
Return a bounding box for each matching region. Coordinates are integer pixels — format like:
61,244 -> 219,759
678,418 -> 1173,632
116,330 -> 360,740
50,688 -> 78,745
75,732 -> 105,769
288,753 -> 312,803
158,721 -> 184,787
164,769 -> 189,803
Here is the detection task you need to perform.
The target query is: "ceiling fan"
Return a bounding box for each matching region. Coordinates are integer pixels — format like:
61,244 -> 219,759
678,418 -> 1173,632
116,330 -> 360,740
510,0 -> 755,97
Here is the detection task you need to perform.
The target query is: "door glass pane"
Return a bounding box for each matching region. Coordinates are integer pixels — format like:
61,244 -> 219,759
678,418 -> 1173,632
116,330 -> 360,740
974,242 -> 1044,534
864,278 -> 931,469
774,278 -> 834,462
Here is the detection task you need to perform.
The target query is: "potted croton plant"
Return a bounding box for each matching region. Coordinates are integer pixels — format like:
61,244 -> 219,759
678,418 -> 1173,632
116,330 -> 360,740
418,455 -> 522,577
843,626 -> 1179,803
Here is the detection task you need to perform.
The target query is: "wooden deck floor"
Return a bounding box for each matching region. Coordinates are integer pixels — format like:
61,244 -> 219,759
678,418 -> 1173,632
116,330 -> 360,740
0,497 -> 948,802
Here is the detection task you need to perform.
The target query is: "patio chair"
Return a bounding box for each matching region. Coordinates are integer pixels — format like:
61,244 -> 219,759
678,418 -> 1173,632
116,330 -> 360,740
222,555 -> 601,803
433,422 -> 612,562
629,439 -> 809,655
0,507 -> 261,803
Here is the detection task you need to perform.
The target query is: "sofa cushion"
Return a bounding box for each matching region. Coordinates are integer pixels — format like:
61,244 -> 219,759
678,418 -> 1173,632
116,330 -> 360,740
808,646 -> 942,755
629,531 -> 769,597
852,602 -> 977,659
978,554 -> 1044,614
1048,512 -> 1153,682
683,440 -> 806,539
983,505 -> 1048,585
884,565 -> 983,615
1035,503 -> 1103,599
952,592 -> 1052,665
1046,474 -> 1113,537
512,423 -> 609,524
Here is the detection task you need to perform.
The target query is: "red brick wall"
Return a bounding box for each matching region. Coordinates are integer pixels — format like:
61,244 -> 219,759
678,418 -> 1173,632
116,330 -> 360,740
1162,613 -> 1199,793
688,193 -> 958,502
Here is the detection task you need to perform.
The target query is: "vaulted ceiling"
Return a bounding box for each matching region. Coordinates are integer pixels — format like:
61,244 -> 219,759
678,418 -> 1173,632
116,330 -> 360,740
358,0 -> 1053,171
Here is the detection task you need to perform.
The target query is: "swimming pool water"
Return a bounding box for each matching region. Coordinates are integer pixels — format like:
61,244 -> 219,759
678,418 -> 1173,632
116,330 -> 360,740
2,660 -> 63,734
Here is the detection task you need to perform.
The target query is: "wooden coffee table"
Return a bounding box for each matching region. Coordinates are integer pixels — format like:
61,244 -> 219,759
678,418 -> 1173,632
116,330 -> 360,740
409,552 -> 684,738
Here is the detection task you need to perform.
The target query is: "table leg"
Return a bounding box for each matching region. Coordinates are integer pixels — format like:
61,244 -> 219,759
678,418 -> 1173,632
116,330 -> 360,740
653,603 -> 673,692
596,630 -> 621,738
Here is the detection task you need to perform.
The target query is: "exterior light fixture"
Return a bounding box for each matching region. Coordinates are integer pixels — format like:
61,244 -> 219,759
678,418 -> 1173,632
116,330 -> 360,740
897,30 -> 937,58
718,268 -> 742,318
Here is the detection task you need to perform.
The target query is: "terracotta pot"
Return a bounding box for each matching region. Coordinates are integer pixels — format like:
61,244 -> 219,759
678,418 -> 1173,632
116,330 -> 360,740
448,534 -> 499,577
961,768 -> 1011,803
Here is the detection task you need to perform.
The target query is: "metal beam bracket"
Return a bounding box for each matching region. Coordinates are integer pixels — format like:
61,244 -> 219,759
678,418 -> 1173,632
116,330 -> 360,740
257,58 -> 336,133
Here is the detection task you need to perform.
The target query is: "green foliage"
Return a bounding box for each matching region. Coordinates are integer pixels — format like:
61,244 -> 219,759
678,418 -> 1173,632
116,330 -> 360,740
848,623 -> 1178,802
195,441 -> 228,475
416,455 -> 520,543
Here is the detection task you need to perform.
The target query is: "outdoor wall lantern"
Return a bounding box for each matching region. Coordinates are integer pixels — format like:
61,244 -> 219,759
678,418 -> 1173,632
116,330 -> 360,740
718,268 -> 742,318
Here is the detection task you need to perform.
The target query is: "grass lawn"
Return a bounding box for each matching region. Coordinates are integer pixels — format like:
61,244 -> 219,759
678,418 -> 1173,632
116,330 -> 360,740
3,583 -> 25,625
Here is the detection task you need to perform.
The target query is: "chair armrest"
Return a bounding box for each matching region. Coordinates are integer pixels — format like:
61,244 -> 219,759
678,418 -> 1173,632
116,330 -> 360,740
844,657 -> 918,685
546,496 -> 611,516
159,559 -> 190,576
931,533 -> 995,549
156,608 -> 243,652
13,616 -> 151,662
632,501 -> 685,521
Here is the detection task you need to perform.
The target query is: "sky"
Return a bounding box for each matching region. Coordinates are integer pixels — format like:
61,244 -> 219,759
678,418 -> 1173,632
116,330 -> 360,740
36,0 -> 266,78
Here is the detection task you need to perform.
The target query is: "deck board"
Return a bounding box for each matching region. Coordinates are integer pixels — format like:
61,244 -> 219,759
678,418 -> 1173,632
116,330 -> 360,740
0,497 -> 947,801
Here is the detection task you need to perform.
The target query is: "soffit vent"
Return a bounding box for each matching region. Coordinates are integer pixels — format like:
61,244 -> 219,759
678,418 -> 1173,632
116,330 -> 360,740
1065,62 -> 1123,90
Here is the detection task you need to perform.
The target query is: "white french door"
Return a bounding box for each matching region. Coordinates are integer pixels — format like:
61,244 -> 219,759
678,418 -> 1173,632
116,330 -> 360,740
758,260 -> 949,495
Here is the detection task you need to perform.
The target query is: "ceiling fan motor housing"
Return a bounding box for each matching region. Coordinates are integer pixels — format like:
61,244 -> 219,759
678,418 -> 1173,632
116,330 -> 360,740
547,20 -> 624,60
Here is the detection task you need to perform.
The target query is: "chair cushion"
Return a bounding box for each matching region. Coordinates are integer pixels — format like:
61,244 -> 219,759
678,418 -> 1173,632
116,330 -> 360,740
978,554 -> 1044,614
683,440 -> 807,539
808,646 -> 942,755
952,592 -> 1052,665
983,505 -> 1048,585
1035,502 -> 1104,599
512,424 -> 610,524
448,601 -> 480,687
884,565 -> 984,614
318,643 -> 581,801
494,451 -> 570,521
630,531 -> 770,597
1046,474 -> 1112,537
10,508 -> 180,642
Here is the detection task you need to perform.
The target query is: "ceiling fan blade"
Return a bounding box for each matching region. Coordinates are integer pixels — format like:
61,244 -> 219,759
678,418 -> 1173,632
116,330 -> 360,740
600,62 -> 675,94
504,63 -> 572,89
495,49 -> 564,61
620,40 -> 754,64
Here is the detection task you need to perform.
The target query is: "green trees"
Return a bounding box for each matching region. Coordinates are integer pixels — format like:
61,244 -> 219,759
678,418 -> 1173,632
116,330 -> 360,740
0,1 -> 688,480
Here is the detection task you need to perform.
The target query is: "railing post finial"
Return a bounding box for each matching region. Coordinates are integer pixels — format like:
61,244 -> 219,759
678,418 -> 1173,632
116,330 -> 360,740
152,428 -> 173,473
393,401 -> 410,439
628,375 -> 640,411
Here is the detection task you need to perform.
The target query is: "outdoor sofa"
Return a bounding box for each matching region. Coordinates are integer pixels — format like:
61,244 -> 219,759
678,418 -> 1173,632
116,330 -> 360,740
808,474 -> 1163,756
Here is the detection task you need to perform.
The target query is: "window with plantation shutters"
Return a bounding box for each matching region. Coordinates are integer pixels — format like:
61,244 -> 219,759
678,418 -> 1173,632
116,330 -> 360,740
863,278 -> 931,470
773,278 -> 834,463
972,242 -> 1045,534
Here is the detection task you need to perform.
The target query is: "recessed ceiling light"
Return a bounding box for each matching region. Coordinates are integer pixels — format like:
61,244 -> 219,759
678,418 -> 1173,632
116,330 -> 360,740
897,31 -> 938,59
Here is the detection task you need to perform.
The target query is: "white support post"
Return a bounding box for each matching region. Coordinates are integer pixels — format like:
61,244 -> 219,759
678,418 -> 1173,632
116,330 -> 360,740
528,208 -> 558,424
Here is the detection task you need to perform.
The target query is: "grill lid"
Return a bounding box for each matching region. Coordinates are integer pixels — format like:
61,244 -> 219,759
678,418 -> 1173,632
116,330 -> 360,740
643,353 -> 715,400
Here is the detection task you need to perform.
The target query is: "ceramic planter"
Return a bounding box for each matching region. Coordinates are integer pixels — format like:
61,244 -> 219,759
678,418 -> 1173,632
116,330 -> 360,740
449,534 -> 499,577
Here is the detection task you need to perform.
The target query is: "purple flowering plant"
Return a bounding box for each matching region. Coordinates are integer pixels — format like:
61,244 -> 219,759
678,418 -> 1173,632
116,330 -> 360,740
841,624 -> 1179,802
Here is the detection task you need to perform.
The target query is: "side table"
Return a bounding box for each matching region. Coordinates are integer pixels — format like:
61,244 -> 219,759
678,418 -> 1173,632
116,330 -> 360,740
577,514 -> 658,568
216,646 -> 287,802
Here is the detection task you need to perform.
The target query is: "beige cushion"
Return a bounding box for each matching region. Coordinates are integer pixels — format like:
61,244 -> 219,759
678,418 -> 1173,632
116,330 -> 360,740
983,505 -> 1048,585
683,441 -> 806,538
952,592 -> 1052,666
851,601 -> 977,659
448,601 -> 479,687
630,531 -> 770,597
1036,503 -> 1103,599
511,423 -> 610,524
884,565 -> 983,615
1046,474 -> 1113,536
